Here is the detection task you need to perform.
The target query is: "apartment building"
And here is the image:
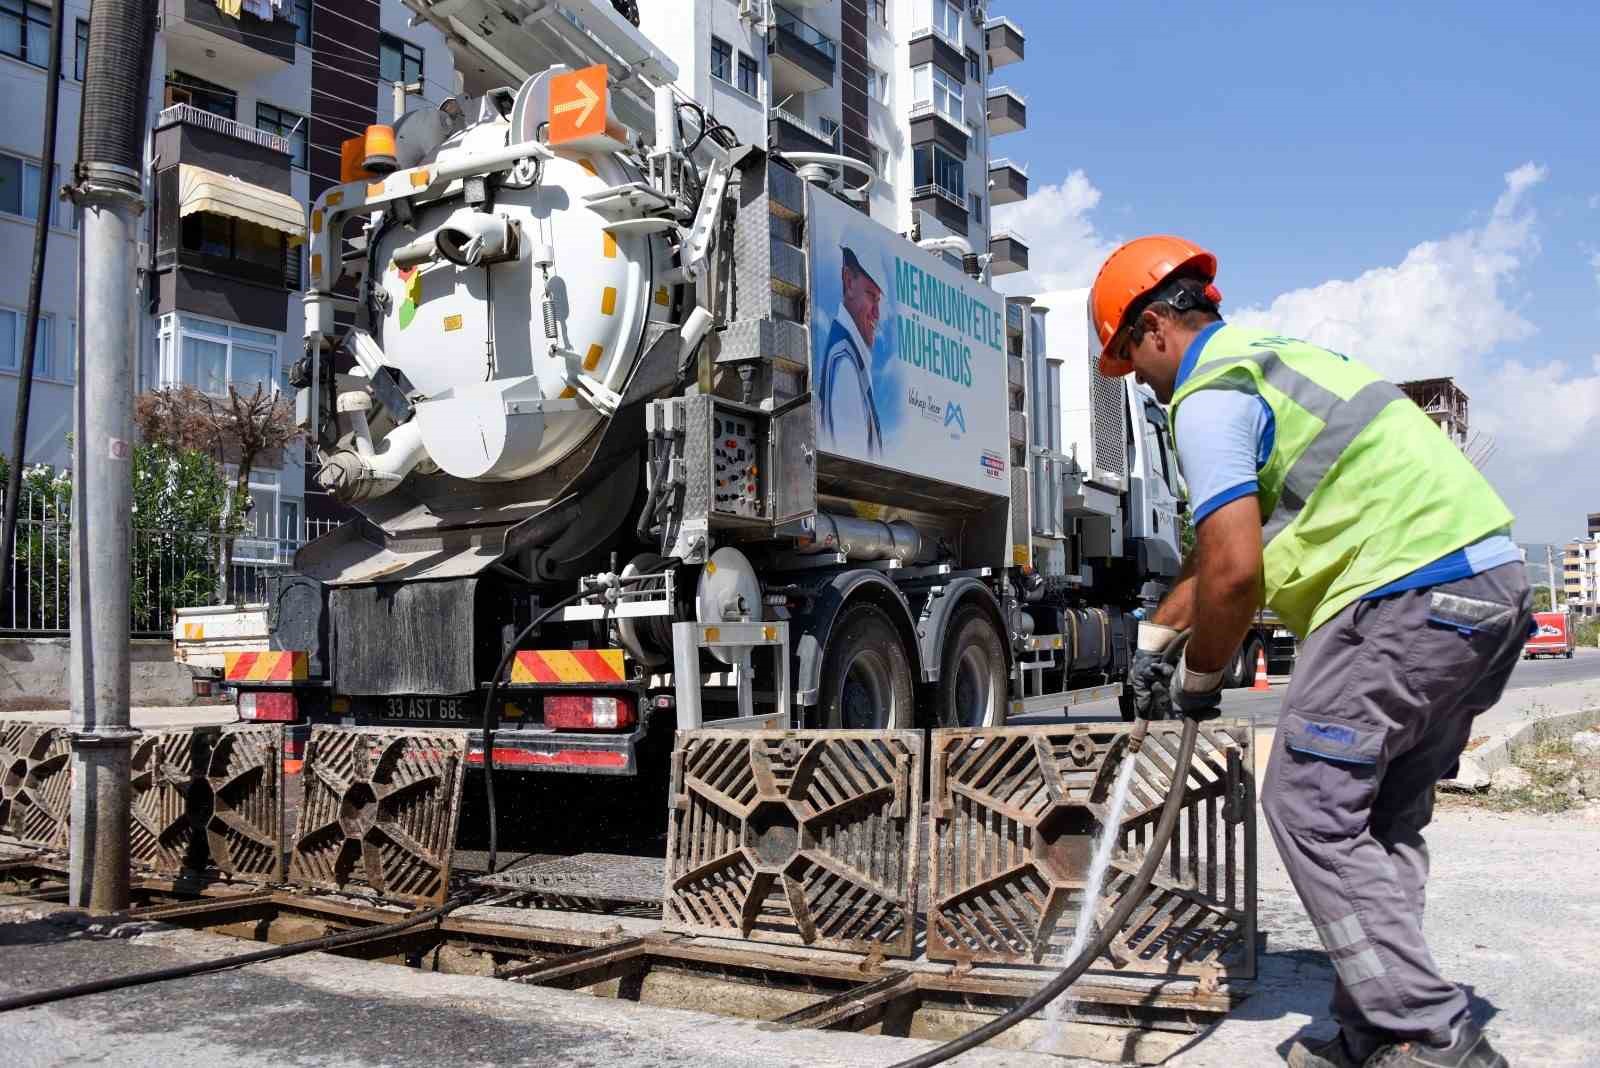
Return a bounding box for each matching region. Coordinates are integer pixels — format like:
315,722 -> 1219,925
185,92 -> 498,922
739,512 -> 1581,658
639,0 -> 1028,275
1565,538 -> 1599,618
0,0 -> 454,548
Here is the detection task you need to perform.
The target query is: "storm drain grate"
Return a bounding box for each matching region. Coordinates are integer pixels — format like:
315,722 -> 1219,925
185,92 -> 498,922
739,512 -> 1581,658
288,726 -> 466,906
0,721 -> 71,850
926,721 -> 1256,979
663,729 -> 924,958
128,725 -> 284,882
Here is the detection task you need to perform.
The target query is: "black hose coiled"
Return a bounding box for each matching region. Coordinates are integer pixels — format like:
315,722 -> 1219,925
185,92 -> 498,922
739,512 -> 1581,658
77,0 -> 158,189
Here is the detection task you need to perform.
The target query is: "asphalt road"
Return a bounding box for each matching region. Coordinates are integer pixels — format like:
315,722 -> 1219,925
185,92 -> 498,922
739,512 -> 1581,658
1032,646 -> 1600,729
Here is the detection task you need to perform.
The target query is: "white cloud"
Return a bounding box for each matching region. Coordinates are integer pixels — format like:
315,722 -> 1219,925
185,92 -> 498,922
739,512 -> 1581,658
1229,162 -> 1547,381
1473,353 -> 1600,459
989,170 -> 1116,295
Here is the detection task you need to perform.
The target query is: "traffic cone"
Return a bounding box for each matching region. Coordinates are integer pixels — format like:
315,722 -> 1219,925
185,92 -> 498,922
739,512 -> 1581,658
1251,647 -> 1271,691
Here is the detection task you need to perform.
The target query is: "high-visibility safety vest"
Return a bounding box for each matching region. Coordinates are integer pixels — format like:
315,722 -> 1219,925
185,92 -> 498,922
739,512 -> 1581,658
1170,325 -> 1514,636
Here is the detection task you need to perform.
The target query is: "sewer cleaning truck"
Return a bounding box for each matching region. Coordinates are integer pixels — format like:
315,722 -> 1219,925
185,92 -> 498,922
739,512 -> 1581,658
229,0 -> 1183,780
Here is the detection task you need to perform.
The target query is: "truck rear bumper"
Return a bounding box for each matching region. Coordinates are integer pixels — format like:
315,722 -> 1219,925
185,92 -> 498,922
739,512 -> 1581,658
281,722 -> 641,777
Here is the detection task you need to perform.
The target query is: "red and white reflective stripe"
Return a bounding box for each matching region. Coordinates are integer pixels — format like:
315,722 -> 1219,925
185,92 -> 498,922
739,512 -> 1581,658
466,747 -> 627,769
238,691 -> 297,722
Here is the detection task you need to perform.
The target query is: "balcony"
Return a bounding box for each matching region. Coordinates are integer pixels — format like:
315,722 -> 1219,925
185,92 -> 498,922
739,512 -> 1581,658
151,105 -> 304,333
770,5 -> 837,97
909,26 -> 967,83
988,158 -> 1028,205
770,107 -> 835,155
911,182 -> 969,237
164,0 -> 296,77
986,85 -> 1027,134
989,228 -> 1029,276
984,16 -> 1025,69
909,100 -> 971,156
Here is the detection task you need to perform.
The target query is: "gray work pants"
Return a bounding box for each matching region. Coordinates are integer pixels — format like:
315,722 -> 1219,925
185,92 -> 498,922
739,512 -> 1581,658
1262,563 -> 1531,1056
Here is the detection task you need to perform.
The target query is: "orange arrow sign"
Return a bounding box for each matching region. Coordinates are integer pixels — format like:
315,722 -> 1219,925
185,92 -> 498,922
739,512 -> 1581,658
548,64 -> 609,145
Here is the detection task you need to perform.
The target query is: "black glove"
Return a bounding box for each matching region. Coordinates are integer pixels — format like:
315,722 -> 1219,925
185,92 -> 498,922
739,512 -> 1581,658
1130,622 -> 1183,720
1170,659 -> 1223,722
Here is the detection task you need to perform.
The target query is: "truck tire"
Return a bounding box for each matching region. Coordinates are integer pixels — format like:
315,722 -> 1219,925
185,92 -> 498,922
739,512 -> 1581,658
1223,641 -> 1251,689
819,603 -> 916,730
934,605 -> 1006,729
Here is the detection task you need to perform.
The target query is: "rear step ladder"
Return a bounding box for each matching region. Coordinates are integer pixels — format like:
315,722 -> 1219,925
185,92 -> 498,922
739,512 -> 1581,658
670,621 -> 791,730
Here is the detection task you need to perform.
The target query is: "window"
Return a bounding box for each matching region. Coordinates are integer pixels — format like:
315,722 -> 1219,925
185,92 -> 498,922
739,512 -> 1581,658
179,203 -> 292,285
379,33 -> 424,87
230,467 -> 283,558
166,72 -> 237,120
0,152 -> 71,229
967,49 -> 982,82
871,146 -> 889,181
925,0 -> 962,44
291,0 -> 311,46
278,499 -> 301,546
969,192 -> 983,222
867,0 -> 887,27
736,50 -> 758,96
710,36 -> 732,83
256,103 -> 308,169
0,307 -> 56,379
0,0 -> 49,68
912,64 -> 963,124
162,314 -> 282,399
819,116 -> 841,150
866,64 -> 887,103
913,143 -> 964,202
73,18 -> 88,80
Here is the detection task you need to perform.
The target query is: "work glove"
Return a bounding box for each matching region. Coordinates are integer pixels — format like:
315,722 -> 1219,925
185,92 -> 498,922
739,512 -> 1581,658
1170,657 -> 1223,722
1129,622 -> 1183,720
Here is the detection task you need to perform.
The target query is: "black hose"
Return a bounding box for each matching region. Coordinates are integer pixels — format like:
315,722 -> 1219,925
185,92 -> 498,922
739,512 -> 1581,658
0,893 -> 476,1014
481,587 -> 594,876
891,714 -> 1201,1068
479,568 -> 679,874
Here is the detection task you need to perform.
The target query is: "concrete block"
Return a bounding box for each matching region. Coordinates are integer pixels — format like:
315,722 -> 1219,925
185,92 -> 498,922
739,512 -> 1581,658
0,637 -> 201,709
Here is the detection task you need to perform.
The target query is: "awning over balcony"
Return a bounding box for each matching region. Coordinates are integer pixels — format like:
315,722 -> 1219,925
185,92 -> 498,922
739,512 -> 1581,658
178,164 -> 305,243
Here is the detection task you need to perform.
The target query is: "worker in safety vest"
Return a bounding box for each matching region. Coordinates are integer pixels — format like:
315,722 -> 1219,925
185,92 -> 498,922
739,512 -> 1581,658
1095,236 -> 1529,1068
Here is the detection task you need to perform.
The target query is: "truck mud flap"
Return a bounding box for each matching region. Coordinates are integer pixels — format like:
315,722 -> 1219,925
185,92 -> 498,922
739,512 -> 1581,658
663,729 -> 923,958
0,721 -> 71,850
926,721 -> 1257,980
288,726 -> 466,906
129,725 -> 286,883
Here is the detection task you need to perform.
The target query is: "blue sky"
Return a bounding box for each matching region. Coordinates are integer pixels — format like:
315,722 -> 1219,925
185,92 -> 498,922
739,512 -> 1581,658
990,0 -> 1599,544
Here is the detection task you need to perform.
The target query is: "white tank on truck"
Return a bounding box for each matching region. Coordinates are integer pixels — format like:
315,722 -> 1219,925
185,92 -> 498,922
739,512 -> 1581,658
235,0 -> 1182,779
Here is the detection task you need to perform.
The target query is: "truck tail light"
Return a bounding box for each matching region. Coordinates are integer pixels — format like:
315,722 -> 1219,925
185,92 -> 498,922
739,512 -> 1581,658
238,691 -> 297,722
543,694 -> 637,730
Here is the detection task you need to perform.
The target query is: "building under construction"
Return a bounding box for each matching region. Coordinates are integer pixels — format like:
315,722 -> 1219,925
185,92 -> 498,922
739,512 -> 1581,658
1397,377 -> 1469,446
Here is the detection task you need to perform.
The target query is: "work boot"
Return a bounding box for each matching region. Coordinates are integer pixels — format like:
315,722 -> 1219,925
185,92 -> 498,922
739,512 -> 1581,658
1287,1033 -> 1364,1068
1363,1021 -> 1508,1068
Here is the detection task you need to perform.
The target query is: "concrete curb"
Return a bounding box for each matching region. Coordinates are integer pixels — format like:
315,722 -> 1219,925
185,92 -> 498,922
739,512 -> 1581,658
1442,705 -> 1600,790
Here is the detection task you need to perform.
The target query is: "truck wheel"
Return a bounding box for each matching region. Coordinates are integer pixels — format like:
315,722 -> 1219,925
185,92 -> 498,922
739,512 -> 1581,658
819,603 -> 915,730
934,605 -> 1006,729
1223,641 -> 1250,689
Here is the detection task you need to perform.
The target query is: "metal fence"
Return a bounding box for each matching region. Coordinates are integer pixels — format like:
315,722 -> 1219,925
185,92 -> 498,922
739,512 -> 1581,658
1,490 -> 339,638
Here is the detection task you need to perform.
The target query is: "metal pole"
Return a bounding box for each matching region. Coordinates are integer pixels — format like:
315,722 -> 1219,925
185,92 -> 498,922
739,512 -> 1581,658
67,181 -> 142,912
1548,544 -> 1559,612
67,0 -> 158,913
0,0 -> 66,612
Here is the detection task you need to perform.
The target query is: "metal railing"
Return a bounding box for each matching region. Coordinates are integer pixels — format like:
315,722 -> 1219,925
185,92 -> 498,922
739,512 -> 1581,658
983,14 -> 1025,38
773,4 -> 838,63
990,226 -> 1028,246
156,103 -> 293,156
986,85 -> 1028,105
909,98 -> 973,134
989,157 -> 1028,175
0,489 -> 338,637
913,181 -> 967,209
772,106 -> 836,145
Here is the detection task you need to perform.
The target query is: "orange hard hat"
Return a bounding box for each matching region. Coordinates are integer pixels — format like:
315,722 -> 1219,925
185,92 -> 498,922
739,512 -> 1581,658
1089,235 -> 1219,376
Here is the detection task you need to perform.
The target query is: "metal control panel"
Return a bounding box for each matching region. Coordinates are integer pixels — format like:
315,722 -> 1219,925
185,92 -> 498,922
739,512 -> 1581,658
712,411 -> 762,518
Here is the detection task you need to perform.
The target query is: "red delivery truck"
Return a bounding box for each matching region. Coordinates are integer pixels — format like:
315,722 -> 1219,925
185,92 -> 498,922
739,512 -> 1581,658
1524,611 -> 1574,659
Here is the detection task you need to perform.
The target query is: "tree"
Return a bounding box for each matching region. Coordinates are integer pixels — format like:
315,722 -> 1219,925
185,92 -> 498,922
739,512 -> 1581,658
135,385 -> 300,602
1532,587 -> 1553,612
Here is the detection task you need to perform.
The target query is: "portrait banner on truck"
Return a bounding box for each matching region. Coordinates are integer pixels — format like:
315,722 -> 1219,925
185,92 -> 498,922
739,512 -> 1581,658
806,188 -> 1008,496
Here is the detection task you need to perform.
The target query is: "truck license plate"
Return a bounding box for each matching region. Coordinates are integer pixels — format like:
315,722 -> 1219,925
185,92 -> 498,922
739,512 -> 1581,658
380,696 -> 470,722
